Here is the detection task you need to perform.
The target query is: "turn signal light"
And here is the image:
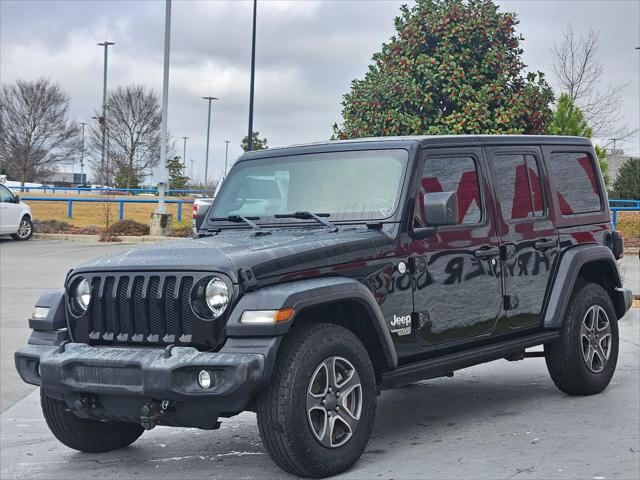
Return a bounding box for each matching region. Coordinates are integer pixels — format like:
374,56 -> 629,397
240,308 -> 295,324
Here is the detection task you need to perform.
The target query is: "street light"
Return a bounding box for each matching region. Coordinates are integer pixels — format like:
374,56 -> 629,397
155,0 -> 172,217
79,122 -> 87,184
181,136 -> 188,176
247,0 -> 257,151
97,40 -> 115,187
224,140 -> 230,177
202,96 -> 218,188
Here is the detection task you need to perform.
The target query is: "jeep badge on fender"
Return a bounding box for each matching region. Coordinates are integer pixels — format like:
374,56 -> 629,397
15,136 -> 632,478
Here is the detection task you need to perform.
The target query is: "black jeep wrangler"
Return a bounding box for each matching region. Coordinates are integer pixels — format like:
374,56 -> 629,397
16,136 -> 632,477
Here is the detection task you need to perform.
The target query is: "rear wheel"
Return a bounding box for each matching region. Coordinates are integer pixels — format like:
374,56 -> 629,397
41,390 -> 144,452
256,323 -> 376,478
545,281 -> 619,395
11,216 -> 32,241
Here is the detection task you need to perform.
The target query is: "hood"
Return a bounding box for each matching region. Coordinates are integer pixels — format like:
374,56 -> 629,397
74,227 -> 389,283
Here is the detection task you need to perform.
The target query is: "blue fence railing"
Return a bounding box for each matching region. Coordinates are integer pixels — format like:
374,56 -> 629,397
609,199 -> 640,228
21,196 -> 193,223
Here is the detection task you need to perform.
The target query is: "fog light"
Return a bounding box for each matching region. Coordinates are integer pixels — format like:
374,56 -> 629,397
198,370 -> 212,389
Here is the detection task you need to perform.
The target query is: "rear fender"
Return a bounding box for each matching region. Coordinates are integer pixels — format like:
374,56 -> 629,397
542,244 -> 630,328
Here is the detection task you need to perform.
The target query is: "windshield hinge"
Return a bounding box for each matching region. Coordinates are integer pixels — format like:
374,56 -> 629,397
239,267 -> 258,292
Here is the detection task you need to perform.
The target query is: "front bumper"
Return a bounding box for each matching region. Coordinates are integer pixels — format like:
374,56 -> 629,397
15,338 -> 280,428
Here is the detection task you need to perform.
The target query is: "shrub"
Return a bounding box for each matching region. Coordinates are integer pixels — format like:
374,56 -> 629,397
172,223 -> 193,238
34,219 -> 72,233
107,219 -> 150,236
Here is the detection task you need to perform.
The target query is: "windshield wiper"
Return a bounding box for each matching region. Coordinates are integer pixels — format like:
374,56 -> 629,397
209,215 -> 262,231
274,211 -> 338,231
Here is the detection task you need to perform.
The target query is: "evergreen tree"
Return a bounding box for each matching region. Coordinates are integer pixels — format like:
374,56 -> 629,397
335,0 -> 554,138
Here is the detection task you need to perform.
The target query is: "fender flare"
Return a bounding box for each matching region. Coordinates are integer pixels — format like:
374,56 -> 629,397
226,277 -> 398,368
27,289 -> 70,346
542,244 -> 629,329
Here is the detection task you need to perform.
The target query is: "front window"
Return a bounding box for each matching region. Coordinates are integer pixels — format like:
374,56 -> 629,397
209,149 -> 409,224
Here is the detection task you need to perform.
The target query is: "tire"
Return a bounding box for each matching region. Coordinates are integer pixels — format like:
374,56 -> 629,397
545,281 -> 619,395
256,323 -> 377,478
11,216 -> 33,241
41,390 -> 144,453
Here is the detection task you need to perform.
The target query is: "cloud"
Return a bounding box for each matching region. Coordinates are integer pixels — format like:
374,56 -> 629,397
1,0 -> 638,184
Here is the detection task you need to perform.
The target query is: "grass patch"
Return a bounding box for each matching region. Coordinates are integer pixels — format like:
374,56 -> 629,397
24,193 -> 191,228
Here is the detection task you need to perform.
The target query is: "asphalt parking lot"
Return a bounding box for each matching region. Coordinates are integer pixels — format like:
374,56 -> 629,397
0,239 -> 638,479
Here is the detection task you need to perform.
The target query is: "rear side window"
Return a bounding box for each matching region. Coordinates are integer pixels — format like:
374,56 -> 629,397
420,156 -> 481,224
547,152 -> 602,215
491,154 -> 545,222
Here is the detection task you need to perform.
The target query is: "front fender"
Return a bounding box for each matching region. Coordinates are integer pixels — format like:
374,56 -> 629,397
226,277 -> 398,368
542,244 -> 629,329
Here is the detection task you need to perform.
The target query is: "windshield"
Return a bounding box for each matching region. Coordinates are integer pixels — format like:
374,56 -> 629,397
209,149 -> 409,224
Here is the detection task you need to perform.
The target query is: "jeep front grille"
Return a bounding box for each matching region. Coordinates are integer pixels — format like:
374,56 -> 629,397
67,272 -> 224,349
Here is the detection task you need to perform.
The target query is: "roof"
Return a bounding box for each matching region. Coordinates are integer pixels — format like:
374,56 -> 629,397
239,135 -> 593,160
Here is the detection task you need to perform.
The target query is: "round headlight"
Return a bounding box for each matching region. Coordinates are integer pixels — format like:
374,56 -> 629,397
72,278 -> 91,313
205,277 -> 229,317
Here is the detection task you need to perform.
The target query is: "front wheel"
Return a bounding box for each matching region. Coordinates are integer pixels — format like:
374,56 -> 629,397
11,216 -> 33,241
257,323 -> 377,478
41,390 -> 144,452
545,281 -> 619,395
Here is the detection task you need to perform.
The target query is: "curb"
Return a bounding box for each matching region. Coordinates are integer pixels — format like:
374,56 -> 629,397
33,233 -> 181,243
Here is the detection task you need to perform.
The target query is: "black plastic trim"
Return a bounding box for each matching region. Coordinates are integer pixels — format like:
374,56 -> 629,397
226,277 -> 398,368
28,289 -> 67,331
380,331 -> 559,389
542,244 -> 625,328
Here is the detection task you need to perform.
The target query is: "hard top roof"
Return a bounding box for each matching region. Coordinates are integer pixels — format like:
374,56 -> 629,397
238,135 -> 593,160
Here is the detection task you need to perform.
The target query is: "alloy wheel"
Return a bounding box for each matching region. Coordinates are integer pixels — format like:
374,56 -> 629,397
306,356 -> 362,448
580,305 -> 612,373
16,219 -> 31,239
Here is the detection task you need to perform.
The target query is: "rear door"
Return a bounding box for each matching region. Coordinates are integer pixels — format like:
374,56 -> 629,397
486,146 -> 559,331
411,147 -> 504,347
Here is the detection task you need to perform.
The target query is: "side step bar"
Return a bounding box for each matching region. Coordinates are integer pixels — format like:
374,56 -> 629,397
380,331 -> 559,390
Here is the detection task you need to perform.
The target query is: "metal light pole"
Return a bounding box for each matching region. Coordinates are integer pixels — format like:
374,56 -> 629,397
97,40 -> 115,187
181,136 -> 188,176
247,0 -> 257,151
79,122 -> 86,183
156,0 -> 172,215
190,159 -> 194,182
224,140 -> 230,177
202,96 -> 218,188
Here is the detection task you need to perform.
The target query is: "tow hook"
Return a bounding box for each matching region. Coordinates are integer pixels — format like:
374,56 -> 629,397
140,400 -> 173,430
140,403 -> 161,430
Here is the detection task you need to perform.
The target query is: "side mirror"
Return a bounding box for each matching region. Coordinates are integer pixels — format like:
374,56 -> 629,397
13,195 -> 21,203
424,192 -> 458,226
411,191 -> 458,239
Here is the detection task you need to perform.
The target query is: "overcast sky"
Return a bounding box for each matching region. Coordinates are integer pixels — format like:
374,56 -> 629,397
1,0 -> 639,184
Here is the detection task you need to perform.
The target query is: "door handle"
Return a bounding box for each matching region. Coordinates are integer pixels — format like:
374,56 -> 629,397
534,238 -> 558,251
474,247 -> 500,259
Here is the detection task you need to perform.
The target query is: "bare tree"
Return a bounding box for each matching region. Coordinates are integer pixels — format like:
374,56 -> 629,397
551,25 -> 635,145
0,78 -> 77,187
88,84 -> 162,188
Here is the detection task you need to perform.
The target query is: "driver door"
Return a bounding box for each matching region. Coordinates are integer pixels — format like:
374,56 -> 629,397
410,147 -> 504,347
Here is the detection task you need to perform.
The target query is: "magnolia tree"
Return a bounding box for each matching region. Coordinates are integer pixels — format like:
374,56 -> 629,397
334,0 -> 554,138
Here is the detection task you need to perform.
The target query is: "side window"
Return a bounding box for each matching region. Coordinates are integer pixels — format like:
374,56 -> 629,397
547,152 -> 602,215
0,185 -> 14,203
419,156 -> 482,225
491,154 -> 545,222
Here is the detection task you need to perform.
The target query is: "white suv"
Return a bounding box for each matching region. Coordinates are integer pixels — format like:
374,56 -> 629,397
0,184 -> 33,240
